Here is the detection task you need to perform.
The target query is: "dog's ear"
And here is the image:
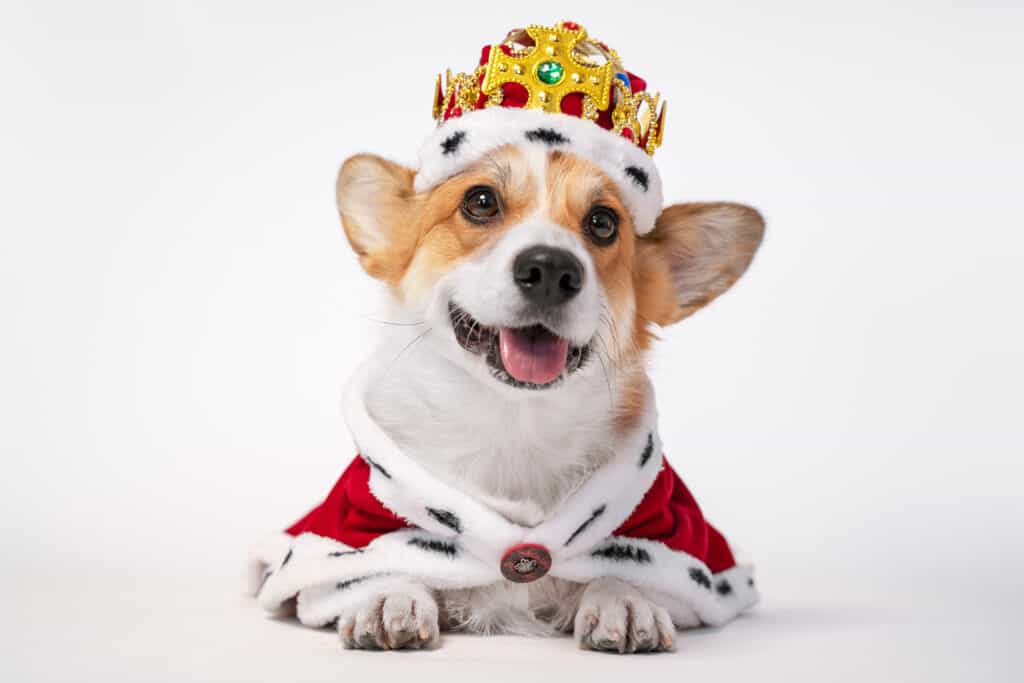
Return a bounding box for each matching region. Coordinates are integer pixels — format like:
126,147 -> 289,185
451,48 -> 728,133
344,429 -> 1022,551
336,154 -> 418,283
636,202 -> 765,326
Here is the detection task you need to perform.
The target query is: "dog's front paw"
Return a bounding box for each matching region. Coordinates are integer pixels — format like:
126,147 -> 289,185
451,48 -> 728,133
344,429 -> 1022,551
574,577 -> 675,654
337,580 -> 440,650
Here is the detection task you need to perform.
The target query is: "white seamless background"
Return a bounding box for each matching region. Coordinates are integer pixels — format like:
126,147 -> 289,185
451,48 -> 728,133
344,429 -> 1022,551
1,1 -> 1021,681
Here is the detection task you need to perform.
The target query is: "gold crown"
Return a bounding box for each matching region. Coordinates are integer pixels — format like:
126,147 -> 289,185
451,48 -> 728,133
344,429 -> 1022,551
432,21 -> 666,155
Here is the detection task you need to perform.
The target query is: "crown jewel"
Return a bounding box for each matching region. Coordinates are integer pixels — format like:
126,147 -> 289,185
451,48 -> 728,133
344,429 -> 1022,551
432,21 -> 666,155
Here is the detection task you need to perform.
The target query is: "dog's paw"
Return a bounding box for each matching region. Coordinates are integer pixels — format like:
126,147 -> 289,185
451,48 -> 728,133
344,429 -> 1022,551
337,581 -> 440,650
574,577 -> 675,654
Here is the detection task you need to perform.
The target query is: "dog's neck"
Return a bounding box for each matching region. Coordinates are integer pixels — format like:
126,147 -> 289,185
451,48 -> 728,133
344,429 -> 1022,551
363,330 -> 648,527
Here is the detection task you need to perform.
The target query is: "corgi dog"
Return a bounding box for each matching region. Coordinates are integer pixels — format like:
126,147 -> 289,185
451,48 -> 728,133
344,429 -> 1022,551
326,145 -> 763,651
250,21 -> 763,654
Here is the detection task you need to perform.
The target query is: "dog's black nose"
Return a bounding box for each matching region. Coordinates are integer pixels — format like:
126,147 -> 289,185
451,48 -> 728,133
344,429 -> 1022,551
513,246 -> 584,306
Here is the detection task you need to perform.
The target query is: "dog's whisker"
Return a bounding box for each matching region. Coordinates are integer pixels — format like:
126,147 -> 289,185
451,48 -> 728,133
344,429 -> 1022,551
383,327 -> 433,376
593,332 -> 615,411
365,317 -> 428,327
598,308 -> 624,366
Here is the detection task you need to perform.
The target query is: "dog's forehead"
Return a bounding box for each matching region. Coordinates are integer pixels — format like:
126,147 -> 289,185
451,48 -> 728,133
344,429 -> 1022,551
471,144 -> 613,206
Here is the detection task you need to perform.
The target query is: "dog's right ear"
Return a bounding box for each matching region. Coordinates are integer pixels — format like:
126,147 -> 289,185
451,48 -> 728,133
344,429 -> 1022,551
336,154 -> 419,283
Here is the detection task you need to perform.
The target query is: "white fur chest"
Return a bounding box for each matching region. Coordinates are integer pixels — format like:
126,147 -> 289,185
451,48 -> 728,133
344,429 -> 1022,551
365,331 -> 624,520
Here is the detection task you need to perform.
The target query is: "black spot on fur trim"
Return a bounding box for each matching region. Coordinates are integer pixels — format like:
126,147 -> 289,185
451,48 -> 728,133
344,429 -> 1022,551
408,537 -> 458,558
564,505 -> 606,546
362,454 -> 391,479
748,577 -> 755,587
525,128 -> 569,146
639,432 -> 654,468
426,507 -> 462,533
336,576 -> 366,591
715,580 -> 733,596
441,131 -> 466,155
624,166 -> 649,192
280,549 -> 293,568
591,543 -> 652,564
689,567 -> 712,590
328,548 -> 365,558
336,573 -> 387,591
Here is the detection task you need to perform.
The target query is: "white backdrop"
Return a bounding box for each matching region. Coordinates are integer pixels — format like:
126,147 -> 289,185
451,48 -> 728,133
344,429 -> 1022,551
2,1 -> 1022,681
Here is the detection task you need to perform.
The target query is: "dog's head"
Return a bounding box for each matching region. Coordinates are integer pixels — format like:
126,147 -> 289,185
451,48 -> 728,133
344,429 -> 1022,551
336,142 -> 763,399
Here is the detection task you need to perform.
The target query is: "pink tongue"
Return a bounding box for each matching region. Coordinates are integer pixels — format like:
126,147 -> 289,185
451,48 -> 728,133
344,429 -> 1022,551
499,328 -> 569,385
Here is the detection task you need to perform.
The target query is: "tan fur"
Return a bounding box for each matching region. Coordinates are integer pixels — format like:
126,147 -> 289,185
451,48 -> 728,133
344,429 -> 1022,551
636,203 -> 765,325
613,366 -> 652,433
400,146 -> 538,304
545,151 -> 638,353
336,154 -> 420,285
337,147 -> 542,302
540,153 -> 655,430
337,152 -> 763,435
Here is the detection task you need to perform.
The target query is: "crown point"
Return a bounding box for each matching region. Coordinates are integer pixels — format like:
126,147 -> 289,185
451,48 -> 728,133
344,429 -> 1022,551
432,73 -> 444,119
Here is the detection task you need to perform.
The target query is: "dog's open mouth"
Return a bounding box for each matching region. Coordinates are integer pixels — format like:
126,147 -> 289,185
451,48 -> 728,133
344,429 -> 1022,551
449,302 -> 589,389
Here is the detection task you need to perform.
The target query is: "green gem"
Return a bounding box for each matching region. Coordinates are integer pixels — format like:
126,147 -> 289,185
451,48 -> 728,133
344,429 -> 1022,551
536,61 -> 564,85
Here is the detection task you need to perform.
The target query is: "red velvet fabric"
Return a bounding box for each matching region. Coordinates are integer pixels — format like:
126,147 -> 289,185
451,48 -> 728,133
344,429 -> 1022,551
286,458 -> 407,548
285,457 -> 737,573
613,463 -> 737,573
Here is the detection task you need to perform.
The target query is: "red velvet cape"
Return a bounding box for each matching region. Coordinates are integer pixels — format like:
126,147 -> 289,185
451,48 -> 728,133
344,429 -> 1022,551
287,457 -> 737,574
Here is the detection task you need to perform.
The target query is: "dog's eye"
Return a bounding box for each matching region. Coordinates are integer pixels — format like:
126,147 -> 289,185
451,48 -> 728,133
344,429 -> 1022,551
461,186 -> 501,223
583,206 -> 619,246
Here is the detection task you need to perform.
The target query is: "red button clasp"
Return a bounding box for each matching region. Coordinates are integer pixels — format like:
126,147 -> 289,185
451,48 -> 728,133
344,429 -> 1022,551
500,543 -> 552,583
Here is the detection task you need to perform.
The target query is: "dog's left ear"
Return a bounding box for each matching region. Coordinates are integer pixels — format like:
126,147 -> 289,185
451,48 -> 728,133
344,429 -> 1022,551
636,202 -> 765,325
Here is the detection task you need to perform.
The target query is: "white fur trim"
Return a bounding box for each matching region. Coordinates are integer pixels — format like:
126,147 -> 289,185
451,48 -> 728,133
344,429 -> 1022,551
343,349 -> 664,567
249,352 -> 759,631
414,108 -> 663,235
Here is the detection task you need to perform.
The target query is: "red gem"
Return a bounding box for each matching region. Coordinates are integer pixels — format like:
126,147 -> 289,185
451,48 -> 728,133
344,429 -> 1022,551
500,543 -> 552,583
562,21 -> 579,30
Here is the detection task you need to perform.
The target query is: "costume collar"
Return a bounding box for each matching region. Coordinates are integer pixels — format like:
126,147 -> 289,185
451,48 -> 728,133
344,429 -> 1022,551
342,351 -> 664,574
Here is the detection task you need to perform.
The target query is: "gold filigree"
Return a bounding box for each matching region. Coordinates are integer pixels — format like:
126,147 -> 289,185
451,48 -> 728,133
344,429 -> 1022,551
481,24 -> 613,113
